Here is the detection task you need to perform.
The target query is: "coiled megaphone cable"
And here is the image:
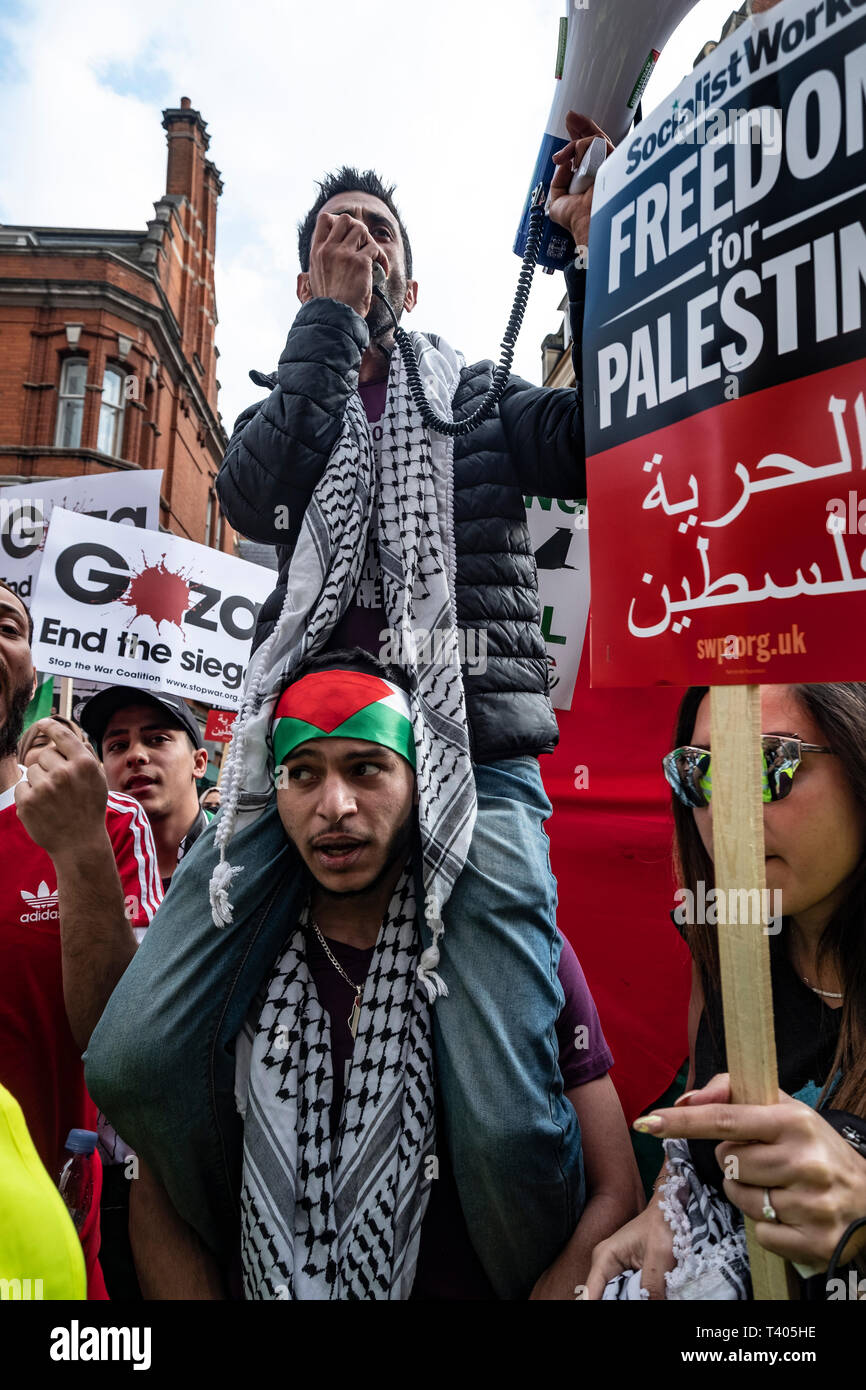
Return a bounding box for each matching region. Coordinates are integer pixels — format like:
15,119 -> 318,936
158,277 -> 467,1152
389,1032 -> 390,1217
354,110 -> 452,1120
371,185 -> 547,438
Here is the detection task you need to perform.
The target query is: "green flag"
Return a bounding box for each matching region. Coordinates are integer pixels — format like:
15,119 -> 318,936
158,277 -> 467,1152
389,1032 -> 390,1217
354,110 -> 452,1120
22,675 -> 54,733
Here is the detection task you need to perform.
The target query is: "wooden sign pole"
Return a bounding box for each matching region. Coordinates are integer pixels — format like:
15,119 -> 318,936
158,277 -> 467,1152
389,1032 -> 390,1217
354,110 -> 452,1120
59,676 -> 73,720
710,684 -> 794,1300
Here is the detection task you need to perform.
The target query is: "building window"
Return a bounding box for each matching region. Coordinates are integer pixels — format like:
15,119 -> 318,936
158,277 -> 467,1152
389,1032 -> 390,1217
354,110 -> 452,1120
55,358 -> 88,448
97,366 -> 126,456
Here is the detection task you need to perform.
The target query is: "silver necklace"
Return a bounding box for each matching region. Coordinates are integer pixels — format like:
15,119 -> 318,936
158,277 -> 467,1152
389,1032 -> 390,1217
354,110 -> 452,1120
802,976 -> 844,999
790,939 -> 844,998
311,920 -> 363,1038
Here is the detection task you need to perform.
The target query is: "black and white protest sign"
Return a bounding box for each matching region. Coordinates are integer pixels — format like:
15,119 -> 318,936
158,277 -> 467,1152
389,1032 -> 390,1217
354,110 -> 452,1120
0,471 -> 162,601
31,509 -> 274,707
525,493 -> 590,709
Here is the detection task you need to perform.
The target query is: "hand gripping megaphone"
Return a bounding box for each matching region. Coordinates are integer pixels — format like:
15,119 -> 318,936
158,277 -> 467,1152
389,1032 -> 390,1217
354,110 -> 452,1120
515,0 -> 699,271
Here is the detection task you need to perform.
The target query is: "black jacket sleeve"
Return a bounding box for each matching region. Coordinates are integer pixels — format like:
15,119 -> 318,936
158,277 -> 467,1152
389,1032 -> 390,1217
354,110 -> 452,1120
215,298 -> 369,548
498,261 -> 587,501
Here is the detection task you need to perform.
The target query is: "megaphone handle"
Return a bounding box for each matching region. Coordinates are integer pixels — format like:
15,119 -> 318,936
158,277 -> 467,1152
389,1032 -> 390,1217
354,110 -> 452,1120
568,134 -> 608,196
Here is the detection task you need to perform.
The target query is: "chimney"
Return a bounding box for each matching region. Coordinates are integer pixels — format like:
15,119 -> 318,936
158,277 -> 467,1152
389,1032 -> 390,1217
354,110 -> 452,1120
161,96 -> 211,208
155,99 -> 223,406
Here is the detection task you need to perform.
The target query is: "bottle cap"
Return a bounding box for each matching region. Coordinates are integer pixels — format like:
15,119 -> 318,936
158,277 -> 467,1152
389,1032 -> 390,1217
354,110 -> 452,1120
64,1128 -> 98,1155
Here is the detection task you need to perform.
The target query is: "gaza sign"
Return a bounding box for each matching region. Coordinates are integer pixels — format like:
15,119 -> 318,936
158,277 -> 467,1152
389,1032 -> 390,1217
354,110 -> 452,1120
584,0 -> 866,685
31,509 -> 275,707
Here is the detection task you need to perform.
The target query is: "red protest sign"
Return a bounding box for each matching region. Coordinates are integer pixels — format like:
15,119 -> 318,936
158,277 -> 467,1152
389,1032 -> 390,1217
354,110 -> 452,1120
588,363 -> 865,685
582,1 -> 866,688
205,709 -> 237,742
579,0 -> 866,1302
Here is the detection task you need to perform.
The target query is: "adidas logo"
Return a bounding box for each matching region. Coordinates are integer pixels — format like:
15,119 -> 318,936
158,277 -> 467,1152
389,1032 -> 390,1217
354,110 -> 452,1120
20,880 -> 60,924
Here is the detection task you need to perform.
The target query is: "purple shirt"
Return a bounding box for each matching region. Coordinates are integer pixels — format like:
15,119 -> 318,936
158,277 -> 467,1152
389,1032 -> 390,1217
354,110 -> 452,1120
323,380 -> 388,655
304,927 -> 613,1300
358,378 -> 388,424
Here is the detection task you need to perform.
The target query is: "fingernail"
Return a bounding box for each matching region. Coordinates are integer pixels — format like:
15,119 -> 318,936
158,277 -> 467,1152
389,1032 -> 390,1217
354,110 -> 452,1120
673,1090 -> 699,1107
632,1114 -> 663,1134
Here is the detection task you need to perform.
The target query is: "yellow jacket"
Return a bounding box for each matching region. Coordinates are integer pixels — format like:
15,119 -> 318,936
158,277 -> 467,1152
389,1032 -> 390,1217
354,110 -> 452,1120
0,1083 -> 85,1300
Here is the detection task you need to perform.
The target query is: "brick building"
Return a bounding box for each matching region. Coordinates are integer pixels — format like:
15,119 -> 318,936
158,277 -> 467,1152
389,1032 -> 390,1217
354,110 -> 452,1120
0,97 -> 231,551
540,290 -> 575,391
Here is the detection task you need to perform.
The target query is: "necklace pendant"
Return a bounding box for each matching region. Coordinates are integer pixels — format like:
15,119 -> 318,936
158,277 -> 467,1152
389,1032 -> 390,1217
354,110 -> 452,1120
348,994 -> 362,1039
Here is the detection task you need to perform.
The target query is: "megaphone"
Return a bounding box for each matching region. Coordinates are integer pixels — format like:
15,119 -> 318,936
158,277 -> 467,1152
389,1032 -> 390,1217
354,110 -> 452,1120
515,0 -> 699,271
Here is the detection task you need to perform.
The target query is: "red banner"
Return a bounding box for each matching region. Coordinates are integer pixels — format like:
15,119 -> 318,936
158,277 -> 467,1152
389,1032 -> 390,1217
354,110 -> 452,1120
541,640 -> 690,1122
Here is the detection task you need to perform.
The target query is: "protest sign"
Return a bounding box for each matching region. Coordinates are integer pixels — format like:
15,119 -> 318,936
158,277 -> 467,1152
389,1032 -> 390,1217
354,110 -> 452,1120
0,471 -> 162,603
524,493 -> 590,710
204,709 -> 238,742
584,0 -> 866,687
578,0 -> 866,1299
31,509 -> 273,708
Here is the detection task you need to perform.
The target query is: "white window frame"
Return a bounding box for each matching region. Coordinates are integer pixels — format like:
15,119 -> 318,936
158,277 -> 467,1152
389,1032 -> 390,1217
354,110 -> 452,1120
54,356 -> 88,448
97,365 -> 126,457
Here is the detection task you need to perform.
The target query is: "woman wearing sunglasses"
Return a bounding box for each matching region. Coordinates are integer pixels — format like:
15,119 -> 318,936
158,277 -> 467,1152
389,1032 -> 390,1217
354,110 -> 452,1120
586,683 -> 866,1300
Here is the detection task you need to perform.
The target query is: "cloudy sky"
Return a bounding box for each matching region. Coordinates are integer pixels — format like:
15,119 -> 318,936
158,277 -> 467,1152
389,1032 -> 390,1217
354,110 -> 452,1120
0,0 -> 740,435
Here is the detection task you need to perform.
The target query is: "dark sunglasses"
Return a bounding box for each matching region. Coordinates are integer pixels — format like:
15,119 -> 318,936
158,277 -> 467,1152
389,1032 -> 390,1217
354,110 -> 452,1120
662,735 -> 833,809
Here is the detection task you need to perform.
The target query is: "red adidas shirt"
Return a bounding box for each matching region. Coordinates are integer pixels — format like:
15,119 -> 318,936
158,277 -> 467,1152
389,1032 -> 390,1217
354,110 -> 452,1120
0,771 -> 162,1294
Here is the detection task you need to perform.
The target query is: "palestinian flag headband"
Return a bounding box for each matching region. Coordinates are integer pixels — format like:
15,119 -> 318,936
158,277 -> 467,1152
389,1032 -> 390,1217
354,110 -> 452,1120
272,669 -> 416,771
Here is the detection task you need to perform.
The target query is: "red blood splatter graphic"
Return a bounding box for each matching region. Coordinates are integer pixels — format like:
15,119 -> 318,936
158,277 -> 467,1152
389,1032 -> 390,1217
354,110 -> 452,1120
119,556 -> 192,634
40,501 -> 90,552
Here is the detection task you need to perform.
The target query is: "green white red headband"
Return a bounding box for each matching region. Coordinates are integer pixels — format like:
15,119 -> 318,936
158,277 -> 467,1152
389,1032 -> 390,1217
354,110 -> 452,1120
272,668 -> 416,770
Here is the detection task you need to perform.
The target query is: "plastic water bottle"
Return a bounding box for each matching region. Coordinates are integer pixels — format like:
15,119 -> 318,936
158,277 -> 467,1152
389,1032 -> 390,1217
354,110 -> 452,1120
57,1129 -> 98,1231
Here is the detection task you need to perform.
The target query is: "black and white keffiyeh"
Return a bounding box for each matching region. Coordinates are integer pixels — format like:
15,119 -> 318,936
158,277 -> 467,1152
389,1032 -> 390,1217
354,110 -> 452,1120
210,332 -> 477,999
603,1138 -> 750,1300
234,867 -> 436,1300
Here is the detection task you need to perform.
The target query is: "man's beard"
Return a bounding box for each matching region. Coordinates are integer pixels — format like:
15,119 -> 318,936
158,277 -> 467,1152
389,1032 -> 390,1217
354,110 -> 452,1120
365,268 -> 406,343
314,810 -> 414,904
0,670 -> 35,761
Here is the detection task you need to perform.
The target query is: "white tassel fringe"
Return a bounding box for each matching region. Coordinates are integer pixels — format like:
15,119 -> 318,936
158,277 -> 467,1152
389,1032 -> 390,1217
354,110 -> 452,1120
210,858 -> 244,928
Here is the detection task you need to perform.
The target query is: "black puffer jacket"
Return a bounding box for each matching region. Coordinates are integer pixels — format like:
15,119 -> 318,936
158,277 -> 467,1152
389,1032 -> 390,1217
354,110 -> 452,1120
216,266 -> 587,763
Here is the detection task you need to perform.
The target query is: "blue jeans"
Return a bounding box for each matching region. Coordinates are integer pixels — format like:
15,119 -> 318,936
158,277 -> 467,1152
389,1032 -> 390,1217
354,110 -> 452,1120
85,757 -> 583,1298
436,757 -> 584,1297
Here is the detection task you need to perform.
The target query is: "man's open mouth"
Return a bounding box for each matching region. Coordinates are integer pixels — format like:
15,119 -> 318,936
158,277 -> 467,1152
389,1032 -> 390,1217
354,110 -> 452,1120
312,839 -> 367,869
